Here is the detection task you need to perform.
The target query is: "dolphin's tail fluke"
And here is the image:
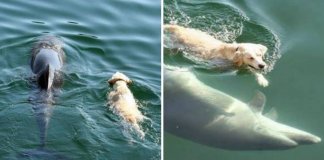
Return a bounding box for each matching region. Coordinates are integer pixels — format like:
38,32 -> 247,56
37,64 -> 55,90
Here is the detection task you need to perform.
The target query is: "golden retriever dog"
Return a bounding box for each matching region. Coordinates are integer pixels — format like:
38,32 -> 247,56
164,24 -> 269,87
108,72 -> 144,137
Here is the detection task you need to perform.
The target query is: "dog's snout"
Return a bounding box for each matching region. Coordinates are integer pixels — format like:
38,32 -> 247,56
259,64 -> 265,69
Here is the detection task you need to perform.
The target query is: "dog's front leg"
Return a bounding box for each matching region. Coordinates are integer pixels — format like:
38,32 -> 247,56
254,72 -> 269,87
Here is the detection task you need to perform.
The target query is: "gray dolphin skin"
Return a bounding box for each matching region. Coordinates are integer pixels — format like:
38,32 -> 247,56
21,36 -> 66,159
31,35 -> 64,90
164,66 -> 321,150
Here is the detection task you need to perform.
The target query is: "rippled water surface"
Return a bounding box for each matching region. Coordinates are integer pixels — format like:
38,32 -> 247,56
164,0 -> 324,159
0,1 -> 161,159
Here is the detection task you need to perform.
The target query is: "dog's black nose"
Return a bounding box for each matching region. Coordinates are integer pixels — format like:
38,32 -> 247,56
259,64 -> 265,69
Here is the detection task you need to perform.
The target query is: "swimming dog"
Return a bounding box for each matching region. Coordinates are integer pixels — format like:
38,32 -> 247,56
108,72 -> 144,136
164,24 -> 269,87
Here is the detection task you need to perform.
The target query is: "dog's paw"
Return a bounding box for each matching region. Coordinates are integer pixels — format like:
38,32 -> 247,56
258,79 -> 269,87
257,75 -> 269,87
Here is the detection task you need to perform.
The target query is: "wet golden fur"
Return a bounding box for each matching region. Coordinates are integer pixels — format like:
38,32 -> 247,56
108,72 -> 144,136
164,24 -> 269,87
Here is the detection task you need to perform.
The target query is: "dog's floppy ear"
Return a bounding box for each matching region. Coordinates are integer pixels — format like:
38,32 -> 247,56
233,55 -> 243,67
125,79 -> 132,84
258,44 -> 268,55
108,72 -> 132,85
108,78 -> 118,85
233,52 -> 244,67
232,44 -> 244,67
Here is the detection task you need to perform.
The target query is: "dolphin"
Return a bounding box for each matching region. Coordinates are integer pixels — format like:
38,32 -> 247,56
164,66 -> 321,150
20,36 -> 66,159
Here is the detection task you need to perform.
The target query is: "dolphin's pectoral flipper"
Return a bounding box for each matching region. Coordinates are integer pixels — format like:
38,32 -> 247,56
37,65 -> 54,90
205,110 -> 235,127
223,110 -> 235,116
265,107 -> 278,120
248,91 -> 266,113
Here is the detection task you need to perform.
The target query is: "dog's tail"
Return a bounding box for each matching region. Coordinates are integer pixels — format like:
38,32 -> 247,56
37,64 -> 55,90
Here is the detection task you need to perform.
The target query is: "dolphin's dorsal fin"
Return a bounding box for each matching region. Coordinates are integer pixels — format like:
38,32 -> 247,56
37,65 -> 50,90
265,108 -> 278,120
248,91 -> 266,114
37,64 -> 54,90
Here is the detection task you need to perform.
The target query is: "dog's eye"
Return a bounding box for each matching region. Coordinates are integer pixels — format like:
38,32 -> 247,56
235,47 -> 239,51
249,57 -> 254,60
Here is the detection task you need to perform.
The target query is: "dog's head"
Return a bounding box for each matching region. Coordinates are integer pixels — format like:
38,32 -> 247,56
108,72 -> 132,85
232,43 -> 268,70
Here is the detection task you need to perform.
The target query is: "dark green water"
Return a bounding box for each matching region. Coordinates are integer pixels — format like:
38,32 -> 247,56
164,0 -> 324,159
0,0 -> 161,159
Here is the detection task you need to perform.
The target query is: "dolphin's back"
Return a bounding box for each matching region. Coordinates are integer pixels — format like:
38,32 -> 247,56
31,36 -> 64,69
32,49 -> 62,74
164,68 -> 240,138
31,36 -> 64,90
164,68 -> 234,108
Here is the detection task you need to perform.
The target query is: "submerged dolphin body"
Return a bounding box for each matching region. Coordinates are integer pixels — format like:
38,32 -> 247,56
31,35 -> 64,147
164,67 -> 321,150
21,36 -> 66,159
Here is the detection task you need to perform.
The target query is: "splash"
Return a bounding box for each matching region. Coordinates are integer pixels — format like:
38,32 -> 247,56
107,99 -> 146,139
